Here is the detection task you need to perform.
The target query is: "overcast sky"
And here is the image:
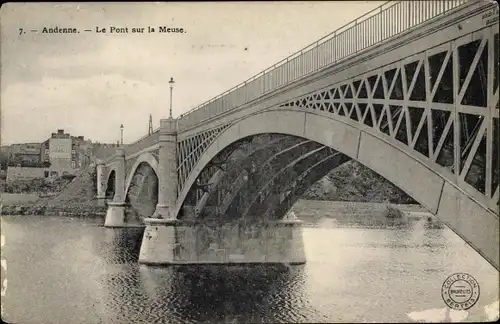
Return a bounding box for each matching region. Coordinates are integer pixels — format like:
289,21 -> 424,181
1,1 -> 383,145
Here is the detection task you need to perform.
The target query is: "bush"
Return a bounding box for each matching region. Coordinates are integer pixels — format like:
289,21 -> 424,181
2,176 -> 75,194
61,174 -> 76,180
385,205 -> 403,218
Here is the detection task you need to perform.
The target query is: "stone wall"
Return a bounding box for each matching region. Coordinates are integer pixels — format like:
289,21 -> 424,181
6,167 -> 46,183
0,193 -> 40,206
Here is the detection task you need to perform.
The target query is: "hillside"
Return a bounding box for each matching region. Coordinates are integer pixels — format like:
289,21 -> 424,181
303,160 -> 417,204
38,167 -> 98,206
1,167 -> 106,215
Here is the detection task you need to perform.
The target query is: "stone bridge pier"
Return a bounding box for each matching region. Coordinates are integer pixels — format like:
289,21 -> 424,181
138,218 -> 306,265
104,148 -> 127,227
96,159 -> 107,200
95,159 -> 109,210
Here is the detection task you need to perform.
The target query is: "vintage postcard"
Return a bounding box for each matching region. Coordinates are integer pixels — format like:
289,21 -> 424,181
1,1 -> 499,323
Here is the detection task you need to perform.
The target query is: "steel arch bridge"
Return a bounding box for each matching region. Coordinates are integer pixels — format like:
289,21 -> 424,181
97,0 -> 499,268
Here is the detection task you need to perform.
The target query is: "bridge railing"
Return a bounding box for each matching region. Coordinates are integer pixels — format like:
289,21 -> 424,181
124,131 -> 160,157
103,129 -> 160,164
176,0 -> 469,131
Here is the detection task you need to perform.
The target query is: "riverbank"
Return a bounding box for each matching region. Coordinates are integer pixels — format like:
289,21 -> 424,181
293,199 -> 427,219
1,200 -> 107,217
1,166 -> 107,217
1,196 -> 427,220
292,199 -> 433,228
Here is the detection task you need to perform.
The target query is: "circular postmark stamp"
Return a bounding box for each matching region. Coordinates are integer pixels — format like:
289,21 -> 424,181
441,273 -> 480,310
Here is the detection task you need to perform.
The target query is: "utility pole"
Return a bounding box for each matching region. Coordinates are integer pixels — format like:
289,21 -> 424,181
169,77 -> 175,119
148,114 -> 153,136
120,124 -> 124,145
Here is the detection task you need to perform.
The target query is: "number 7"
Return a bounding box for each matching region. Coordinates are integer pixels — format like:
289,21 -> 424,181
19,28 -> 23,35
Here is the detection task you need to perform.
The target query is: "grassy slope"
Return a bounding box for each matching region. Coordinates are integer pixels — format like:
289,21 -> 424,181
40,167 -> 99,207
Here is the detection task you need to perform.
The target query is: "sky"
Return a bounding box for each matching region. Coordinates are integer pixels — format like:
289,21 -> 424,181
0,1 -> 384,145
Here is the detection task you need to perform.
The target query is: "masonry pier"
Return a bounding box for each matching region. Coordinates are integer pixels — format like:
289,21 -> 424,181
95,159 -> 108,207
96,159 -> 107,199
138,218 -> 306,265
153,118 -> 178,219
104,148 -> 127,227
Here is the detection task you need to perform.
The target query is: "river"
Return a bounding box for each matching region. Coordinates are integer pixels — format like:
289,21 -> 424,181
1,213 -> 498,323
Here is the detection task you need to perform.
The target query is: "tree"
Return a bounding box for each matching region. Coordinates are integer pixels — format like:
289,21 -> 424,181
0,152 -> 8,170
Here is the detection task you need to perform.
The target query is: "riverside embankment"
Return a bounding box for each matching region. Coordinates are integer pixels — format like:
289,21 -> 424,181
1,167 -> 107,217
292,199 -> 432,228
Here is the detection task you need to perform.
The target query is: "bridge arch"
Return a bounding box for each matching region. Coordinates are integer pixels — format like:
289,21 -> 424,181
177,109 -> 435,214
124,152 -> 159,196
191,135 -> 335,220
176,108 -> 499,268
105,169 -> 116,199
122,153 -> 159,219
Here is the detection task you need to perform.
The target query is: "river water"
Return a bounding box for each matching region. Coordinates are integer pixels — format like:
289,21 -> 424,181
1,213 -> 498,323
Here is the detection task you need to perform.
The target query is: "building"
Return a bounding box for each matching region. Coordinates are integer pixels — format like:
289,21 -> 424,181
72,135 -> 94,168
40,130 -> 84,176
8,143 -> 42,165
40,129 -> 121,177
1,146 -> 11,170
49,137 -> 73,175
3,129 -> 123,181
41,129 -> 71,164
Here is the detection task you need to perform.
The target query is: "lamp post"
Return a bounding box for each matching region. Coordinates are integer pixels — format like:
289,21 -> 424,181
169,77 -> 175,119
120,124 -> 124,145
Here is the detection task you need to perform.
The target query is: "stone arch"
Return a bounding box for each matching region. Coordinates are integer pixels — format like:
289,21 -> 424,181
105,169 -> 116,199
122,153 -> 159,219
124,152 -> 159,197
175,109 -> 499,269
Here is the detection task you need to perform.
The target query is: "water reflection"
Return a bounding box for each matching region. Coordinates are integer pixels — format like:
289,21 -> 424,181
95,225 -> 314,323
136,265 -> 311,323
97,227 -> 144,264
421,222 -> 447,251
